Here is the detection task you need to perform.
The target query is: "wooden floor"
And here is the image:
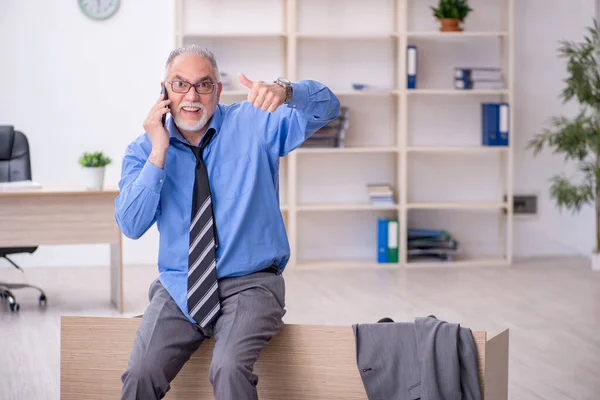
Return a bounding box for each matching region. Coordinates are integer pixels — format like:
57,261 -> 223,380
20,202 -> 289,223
0,257 -> 599,400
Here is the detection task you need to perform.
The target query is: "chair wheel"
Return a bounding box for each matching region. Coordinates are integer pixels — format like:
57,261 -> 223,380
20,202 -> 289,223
39,294 -> 47,307
10,302 -> 20,312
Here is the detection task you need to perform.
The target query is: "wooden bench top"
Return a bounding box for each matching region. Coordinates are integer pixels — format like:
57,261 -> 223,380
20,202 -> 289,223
60,316 -> 508,400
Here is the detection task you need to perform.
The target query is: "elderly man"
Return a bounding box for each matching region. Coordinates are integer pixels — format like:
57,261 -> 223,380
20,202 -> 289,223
114,44 -> 340,399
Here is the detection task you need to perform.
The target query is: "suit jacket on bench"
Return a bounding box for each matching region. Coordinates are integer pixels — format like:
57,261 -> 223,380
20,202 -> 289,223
352,317 -> 482,400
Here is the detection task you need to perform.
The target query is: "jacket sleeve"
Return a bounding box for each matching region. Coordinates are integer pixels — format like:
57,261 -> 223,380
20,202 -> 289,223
114,141 -> 165,239
255,80 -> 341,158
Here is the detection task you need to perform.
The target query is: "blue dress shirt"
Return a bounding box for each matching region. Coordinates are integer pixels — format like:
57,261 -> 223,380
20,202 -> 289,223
114,80 -> 340,323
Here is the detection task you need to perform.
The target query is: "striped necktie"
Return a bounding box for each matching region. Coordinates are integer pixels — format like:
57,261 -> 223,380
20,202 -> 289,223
186,129 -> 220,328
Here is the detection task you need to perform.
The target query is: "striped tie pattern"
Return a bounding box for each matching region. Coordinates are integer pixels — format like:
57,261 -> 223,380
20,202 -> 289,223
187,135 -> 220,328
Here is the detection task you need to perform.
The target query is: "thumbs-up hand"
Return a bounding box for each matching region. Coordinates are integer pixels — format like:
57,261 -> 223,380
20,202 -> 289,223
239,72 -> 286,113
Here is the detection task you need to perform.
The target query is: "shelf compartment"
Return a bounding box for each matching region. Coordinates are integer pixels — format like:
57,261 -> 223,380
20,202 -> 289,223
407,202 -> 508,210
295,259 -> 398,269
407,0 -> 505,33
307,96 -> 397,148
297,40 -> 395,95
406,257 -> 509,268
297,33 -> 397,40
183,32 -> 286,39
297,203 -> 398,211
407,146 -> 509,153
406,95 -> 508,147
334,90 -> 397,97
406,208 -> 508,265
407,152 -> 505,204
297,209 -> 399,264
406,31 -> 509,38
297,153 -> 397,205
403,35 -> 506,92
181,0 -> 284,36
297,147 -> 398,154
297,0 -> 394,38
406,89 -> 509,95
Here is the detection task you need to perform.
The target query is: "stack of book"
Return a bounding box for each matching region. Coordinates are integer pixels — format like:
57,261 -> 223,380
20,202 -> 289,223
367,184 -> 395,206
454,67 -> 503,90
407,229 -> 459,262
302,106 -> 349,148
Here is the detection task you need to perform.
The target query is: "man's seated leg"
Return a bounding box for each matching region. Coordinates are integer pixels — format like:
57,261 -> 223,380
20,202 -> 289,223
121,278 -> 208,400
209,270 -> 286,400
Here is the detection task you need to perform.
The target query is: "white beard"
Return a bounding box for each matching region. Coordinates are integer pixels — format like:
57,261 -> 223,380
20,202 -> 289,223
174,102 -> 209,132
174,111 -> 209,132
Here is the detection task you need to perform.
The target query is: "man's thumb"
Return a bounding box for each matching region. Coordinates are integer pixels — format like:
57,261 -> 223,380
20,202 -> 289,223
238,72 -> 254,89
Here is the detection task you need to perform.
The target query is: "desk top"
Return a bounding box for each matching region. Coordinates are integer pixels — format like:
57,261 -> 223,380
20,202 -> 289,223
0,184 -> 119,197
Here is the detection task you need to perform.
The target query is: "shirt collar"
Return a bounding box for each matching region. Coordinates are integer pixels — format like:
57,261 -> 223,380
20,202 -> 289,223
167,104 -> 224,146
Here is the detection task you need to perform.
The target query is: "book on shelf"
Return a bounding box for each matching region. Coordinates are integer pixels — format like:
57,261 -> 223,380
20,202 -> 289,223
481,102 -> 509,146
302,106 -> 349,148
407,45 -> 418,89
454,80 -> 504,90
454,67 -> 504,91
407,228 -> 460,262
367,183 -> 395,206
455,67 -> 502,81
377,218 -> 398,263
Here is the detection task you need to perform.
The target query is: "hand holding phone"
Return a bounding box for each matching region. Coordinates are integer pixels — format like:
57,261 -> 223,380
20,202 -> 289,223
142,85 -> 172,157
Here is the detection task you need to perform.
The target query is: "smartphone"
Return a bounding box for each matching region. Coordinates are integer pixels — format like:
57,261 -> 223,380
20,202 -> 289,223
161,84 -> 169,127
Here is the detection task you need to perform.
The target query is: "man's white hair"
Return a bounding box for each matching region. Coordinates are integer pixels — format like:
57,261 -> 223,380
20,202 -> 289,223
163,44 -> 221,82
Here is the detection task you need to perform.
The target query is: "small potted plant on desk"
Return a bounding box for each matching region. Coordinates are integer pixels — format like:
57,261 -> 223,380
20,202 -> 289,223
430,0 -> 473,32
79,151 -> 112,190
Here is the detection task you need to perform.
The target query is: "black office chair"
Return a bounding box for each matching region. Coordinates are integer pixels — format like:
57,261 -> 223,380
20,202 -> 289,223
0,125 -> 47,312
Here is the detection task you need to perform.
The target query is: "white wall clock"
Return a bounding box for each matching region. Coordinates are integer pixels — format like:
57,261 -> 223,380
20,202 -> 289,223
78,0 -> 120,21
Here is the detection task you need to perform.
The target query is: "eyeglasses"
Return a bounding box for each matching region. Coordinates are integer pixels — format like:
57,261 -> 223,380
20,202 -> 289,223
166,79 -> 218,94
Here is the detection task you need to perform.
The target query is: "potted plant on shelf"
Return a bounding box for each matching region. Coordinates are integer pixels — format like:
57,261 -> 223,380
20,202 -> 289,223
430,0 -> 473,32
527,20 -> 600,270
79,151 -> 112,190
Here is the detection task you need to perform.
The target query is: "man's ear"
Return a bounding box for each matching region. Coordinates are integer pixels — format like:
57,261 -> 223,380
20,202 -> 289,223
216,81 -> 223,102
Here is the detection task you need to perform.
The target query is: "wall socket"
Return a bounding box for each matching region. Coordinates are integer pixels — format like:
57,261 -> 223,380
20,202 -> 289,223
504,194 -> 537,214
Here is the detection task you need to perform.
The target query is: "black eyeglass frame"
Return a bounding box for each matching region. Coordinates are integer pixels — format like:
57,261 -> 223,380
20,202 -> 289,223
165,79 -> 219,94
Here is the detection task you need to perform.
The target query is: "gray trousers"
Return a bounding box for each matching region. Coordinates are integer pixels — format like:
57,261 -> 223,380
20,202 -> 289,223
121,269 -> 286,400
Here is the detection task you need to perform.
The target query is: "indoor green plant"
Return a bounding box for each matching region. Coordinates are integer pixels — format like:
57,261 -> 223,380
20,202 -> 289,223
79,151 -> 112,190
527,19 -> 600,270
430,0 -> 473,32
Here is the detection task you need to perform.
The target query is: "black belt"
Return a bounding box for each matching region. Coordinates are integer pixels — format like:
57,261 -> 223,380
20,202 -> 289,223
259,265 -> 281,275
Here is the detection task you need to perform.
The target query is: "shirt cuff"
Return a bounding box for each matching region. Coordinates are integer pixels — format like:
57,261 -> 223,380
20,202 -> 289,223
287,81 -> 309,110
136,159 -> 166,192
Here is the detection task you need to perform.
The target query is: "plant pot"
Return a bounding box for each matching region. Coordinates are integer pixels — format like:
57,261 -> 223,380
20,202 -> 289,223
439,18 -> 463,32
83,166 -> 105,190
592,252 -> 600,271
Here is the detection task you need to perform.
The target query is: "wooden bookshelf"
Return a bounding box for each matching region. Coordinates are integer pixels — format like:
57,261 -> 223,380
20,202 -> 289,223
175,0 -> 515,268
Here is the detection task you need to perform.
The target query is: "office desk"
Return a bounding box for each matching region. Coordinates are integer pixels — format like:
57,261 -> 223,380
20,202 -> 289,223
0,186 -> 123,312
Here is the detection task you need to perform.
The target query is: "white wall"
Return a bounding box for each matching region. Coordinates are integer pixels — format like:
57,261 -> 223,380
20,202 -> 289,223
0,0 -> 174,267
0,0 -> 597,268
512,0 -> 597,257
